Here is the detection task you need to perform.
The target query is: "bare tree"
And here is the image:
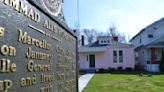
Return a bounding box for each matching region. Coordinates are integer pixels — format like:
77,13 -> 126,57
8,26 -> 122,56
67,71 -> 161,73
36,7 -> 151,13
107,23 -> 127,43
83,29 -> 98,45
107,23 -> 118,36
127,34 -> 131,43
81,23 -> 127,45
118,32 -> 126,43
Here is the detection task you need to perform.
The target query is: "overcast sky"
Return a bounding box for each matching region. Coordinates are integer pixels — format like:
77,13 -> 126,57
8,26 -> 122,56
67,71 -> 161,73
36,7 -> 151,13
63,0 -> 164,39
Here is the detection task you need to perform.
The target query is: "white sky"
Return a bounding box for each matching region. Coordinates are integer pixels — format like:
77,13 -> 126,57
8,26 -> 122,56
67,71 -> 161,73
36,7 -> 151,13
63,0 -> 164,40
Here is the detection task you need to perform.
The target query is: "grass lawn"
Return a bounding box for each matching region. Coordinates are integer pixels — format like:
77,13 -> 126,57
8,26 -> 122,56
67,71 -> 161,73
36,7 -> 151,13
83,71 -> 164,92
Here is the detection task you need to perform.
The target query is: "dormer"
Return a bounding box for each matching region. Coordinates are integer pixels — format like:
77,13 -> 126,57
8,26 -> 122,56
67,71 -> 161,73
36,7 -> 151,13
98,36 -> 112,45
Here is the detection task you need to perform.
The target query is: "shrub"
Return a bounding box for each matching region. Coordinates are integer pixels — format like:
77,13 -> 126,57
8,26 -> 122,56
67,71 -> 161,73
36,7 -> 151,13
126,67 -> 133,71
108,67 -> 111,72
95,68 -> 99,73
99,68 -> 105,73
110,68 -> 116,71
117,67 -> 123,70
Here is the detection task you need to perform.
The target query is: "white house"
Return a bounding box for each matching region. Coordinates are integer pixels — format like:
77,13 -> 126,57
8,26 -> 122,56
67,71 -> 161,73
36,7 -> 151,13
79,36 -> 135,72
130,17 -> 164,72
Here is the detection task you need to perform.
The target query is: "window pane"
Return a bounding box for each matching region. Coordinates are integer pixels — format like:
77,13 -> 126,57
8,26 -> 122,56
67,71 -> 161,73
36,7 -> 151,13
119,50 -> 123,56
119,50 -> 123,63
113,51 -> 117,56
148,34 -> 153,38
113,51 -> 117,63
119,56 -> 123,63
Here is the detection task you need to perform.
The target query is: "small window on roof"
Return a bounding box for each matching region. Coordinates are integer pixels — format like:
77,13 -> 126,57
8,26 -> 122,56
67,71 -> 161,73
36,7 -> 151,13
104,40 -> 106,43
148,34 -> 153,38
101,40 -> 103,43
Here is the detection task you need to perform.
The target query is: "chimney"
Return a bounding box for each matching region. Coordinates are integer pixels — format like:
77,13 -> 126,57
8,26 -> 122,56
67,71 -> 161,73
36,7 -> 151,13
113,36 -> 118,42
82,35 -> 84,46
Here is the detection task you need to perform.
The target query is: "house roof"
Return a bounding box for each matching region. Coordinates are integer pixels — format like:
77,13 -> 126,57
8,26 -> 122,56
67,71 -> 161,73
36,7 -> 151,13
89,41 -> 109,47
109,42 -> 133,47
147,42 -> 164,48
78,41 -> 133,53
97,36 -> 113,39
78,41 -> 108,52
130,17 -> 164,42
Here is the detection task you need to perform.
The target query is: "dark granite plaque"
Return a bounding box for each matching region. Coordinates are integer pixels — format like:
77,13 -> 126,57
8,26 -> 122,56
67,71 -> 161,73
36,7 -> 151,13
0,0 -> 77,92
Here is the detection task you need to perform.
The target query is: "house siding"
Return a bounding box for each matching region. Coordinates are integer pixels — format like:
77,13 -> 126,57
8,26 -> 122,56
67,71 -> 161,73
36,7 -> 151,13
79,53 -> 89,69
79,47 -> 135,70
108,47 -> 135,70
130,18 -> 164,72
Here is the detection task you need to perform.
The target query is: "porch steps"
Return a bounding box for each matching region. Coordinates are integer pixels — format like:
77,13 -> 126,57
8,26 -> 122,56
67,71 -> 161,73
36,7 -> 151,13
86,69 -> 95,73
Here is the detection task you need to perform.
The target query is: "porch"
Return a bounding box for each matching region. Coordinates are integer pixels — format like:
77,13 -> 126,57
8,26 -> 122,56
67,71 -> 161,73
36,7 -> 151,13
78,46 -> 107,71
145,40 -> 164,72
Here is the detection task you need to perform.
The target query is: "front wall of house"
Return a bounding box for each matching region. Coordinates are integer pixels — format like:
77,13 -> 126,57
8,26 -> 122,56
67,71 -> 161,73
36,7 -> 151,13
79,47 -> 135,70
122,48 -> 135,69
79,53 -> 89,69
95,52 -> 110,69
79,52 -> 107,69
108,47 -> 135,69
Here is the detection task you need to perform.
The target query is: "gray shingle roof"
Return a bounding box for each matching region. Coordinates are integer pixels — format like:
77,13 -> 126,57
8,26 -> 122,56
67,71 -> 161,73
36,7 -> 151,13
89,41 -> 109,47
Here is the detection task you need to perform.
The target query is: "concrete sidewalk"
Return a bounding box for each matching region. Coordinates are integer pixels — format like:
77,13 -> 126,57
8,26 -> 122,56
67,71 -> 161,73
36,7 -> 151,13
78,74 -> 95,92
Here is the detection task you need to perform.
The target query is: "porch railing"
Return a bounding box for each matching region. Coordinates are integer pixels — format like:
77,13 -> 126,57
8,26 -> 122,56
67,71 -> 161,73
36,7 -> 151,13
147,60 -> 160,64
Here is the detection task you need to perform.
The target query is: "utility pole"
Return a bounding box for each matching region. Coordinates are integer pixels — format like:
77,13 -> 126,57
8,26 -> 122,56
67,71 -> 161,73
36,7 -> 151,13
77,0 -> 80,30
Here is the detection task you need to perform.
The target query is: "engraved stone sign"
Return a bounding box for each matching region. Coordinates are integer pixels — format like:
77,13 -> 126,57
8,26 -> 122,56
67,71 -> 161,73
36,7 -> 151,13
43,0 -> 62,16
0,0 -> 77,92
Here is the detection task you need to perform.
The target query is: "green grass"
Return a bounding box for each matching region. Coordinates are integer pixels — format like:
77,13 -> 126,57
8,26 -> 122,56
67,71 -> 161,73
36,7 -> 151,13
83,72 -> 164,92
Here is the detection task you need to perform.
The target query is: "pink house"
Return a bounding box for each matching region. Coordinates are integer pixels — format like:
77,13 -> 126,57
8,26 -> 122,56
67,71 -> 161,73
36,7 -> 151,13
78,36 -> 135,72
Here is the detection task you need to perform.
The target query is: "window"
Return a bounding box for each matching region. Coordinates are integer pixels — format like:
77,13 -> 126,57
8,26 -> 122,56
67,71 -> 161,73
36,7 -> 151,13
104,40 -> 106,43
86,55 -> 88,61
140,37 -> 142,43
119,50 -> 123,63
113,50 -> 117,63
108,40 -> 110,43
148,34 -> 153,38
119,50 -> 123,56
113,50 -> 123,63
100,40 -> 104,44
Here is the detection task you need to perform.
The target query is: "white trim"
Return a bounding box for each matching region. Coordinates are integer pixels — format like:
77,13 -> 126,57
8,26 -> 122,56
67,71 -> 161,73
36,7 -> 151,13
79,47 -> 106,52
